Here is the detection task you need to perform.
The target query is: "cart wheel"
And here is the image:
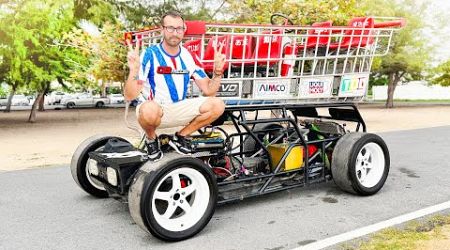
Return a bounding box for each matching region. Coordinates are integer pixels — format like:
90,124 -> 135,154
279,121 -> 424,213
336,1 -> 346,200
331,133 -> 390,195
70,135 -> 129,198
243,123 -> 284,156
128,153 -> 217,241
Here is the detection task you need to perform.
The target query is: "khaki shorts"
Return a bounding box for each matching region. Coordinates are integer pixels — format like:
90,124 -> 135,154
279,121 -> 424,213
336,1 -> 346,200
136,97 -> 207,129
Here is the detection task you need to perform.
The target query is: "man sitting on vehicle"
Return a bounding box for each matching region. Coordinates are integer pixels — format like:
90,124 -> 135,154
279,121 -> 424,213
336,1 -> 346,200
125,11 -> 226,159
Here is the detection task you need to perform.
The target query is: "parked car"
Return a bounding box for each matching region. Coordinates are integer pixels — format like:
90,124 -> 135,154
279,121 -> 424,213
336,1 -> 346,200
46,91 -> 69,105
108,94 -> 125,104
61,93 -> 110,109
11,95 -> 30,106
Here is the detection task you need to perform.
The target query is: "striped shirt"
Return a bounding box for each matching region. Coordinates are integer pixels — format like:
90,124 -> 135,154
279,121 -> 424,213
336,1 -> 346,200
138,43 -> 207,105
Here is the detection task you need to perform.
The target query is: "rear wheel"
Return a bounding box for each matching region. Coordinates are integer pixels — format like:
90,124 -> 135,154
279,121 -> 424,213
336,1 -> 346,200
128,153 -> 217,241
331,133 -> 390,195
95,101 -> 104,108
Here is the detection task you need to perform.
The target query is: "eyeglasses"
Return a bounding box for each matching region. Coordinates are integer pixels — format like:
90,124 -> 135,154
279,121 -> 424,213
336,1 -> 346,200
163,26 -> 185,34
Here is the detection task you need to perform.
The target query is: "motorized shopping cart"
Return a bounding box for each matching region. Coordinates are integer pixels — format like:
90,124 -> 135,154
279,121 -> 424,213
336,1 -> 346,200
71,15 -> 404,241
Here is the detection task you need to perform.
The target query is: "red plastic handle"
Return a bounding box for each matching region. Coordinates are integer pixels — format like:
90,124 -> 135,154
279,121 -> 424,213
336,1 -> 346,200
374,19 -> 406,28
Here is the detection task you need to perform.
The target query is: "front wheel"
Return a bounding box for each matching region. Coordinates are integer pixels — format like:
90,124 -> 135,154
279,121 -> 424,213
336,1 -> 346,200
331,133 -> 390,195
128,153 -> 218,241
66,102 -> 75,109
70,135 -> 129,198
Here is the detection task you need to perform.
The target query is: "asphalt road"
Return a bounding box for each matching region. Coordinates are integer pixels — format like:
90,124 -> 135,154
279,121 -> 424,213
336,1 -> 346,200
1,126 -> 450,250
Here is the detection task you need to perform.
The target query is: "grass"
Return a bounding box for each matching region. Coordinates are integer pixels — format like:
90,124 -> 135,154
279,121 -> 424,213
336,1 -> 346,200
341,214 -> 450,250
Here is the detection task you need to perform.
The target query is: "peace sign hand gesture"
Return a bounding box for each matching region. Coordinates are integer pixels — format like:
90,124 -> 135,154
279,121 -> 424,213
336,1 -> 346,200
126,40 -> 140,73
213,42 -> 226,75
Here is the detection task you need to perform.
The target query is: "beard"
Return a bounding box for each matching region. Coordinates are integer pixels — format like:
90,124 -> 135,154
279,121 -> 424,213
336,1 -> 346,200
164,35 -> 182,47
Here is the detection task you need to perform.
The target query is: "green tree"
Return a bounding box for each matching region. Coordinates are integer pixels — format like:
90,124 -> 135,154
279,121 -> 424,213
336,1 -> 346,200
65,22 -> 128,97
0,0 -> 81,121
225,0 -> 363,25
363,0 -> 431,108
431,60 -> 450,86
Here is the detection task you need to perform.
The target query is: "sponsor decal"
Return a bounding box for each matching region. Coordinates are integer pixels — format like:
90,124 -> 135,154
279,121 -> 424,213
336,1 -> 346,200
338,74 -> 369,97
217,82 -> 240,97
253,80 -> 290,99
298,77 -> 333,98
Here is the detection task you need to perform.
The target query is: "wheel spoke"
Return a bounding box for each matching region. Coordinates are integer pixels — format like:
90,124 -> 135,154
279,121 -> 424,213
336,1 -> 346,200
355,163 -> 363,172
178,198 -> 192,213
182,183 -> 197,197
162,202 -> 178,219
154,191 -> 172,202
359,169 -> 367,183
171,173 -> 181,190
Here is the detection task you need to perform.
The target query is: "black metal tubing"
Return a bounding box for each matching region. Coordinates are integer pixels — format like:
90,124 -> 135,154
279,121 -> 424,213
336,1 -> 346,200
217,176 -> 329,205
215,102 -> 366,203
224,102 -> 367,132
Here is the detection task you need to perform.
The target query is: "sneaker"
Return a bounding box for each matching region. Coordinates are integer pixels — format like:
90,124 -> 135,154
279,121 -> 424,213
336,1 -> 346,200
145,137 -> 162,160
172,133 -> 193,154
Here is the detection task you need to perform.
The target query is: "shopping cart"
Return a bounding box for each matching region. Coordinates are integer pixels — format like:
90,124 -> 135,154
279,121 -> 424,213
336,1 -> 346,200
124,15 -> 405,105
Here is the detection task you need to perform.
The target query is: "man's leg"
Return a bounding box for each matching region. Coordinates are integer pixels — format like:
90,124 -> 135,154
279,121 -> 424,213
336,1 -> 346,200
137,101 -> 163,139
178,97 -> 225,136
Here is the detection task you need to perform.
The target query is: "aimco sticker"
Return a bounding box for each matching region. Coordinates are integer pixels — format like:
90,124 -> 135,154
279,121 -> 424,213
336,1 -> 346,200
253,79 -> 291,99
338,74 -> 369,97
298,77 -> 333,98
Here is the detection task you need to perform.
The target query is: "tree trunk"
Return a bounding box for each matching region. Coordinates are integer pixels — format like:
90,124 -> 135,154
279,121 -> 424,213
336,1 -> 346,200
38,83 -> 50,111
4,88 -> 16,113
28,92 -> 44,123
101,80 -> 107,97
385,72 -> 401,108
38,94 -> 45,111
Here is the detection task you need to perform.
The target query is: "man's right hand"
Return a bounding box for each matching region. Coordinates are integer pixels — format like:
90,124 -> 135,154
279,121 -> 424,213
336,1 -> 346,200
127,40 -> 140,73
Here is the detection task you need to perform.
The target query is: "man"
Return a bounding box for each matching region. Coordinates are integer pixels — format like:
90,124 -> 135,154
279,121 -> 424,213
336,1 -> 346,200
125,11 -> 226,158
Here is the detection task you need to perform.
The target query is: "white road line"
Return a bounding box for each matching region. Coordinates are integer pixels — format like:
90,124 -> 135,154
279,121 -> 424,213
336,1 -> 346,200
294,201 -> 450,250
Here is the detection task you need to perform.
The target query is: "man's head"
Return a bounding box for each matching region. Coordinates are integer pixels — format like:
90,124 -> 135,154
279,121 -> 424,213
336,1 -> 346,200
160,11 -> 185,48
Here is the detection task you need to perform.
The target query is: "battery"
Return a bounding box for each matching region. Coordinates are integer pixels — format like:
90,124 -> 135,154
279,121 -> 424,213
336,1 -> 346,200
267,143 -> 304,171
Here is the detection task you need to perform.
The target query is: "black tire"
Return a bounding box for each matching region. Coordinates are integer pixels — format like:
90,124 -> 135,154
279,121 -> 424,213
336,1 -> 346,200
243,123 -> 284,156
70,135 -> 129,198
66,102 -> 75,109
331,132 -> 390,196
95,101 -> 104,108
128,153 -> 217,241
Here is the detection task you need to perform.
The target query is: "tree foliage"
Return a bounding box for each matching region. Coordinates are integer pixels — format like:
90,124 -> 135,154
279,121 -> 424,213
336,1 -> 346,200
362,0 -> 431,107
431,60 -> 450,86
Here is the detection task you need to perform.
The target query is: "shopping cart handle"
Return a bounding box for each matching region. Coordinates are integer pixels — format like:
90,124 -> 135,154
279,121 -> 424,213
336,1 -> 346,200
374,19 -> 406,28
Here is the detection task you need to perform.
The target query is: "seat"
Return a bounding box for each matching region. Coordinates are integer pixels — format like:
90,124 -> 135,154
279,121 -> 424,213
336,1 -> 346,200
251,29 -> 283,66
329,17 -> 375,50
304,21 -> 333,49
229,35 -> 253,66
183,39 -> 202,58
202,35 -> 230,72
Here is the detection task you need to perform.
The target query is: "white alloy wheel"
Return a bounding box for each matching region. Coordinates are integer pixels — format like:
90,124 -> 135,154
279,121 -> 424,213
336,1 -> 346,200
151,167 -> 210,232
355,142 -> 385,188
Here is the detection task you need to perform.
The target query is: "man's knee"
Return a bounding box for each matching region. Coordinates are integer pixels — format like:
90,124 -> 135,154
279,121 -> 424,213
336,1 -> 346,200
138,101 -> 162,124
205,97 -> 225,117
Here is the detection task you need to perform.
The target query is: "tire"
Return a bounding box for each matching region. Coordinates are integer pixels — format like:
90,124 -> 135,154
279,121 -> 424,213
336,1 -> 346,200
66,102 -> 75,109
243,123 -> 284,156
70,135 -> 129,198
128,153 -> 218,241
331,132 -> 390,196
95,102 -> 104,108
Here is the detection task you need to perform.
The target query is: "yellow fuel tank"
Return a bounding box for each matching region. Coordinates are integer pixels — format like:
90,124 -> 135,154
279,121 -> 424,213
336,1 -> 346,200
268,143 -> 304,171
